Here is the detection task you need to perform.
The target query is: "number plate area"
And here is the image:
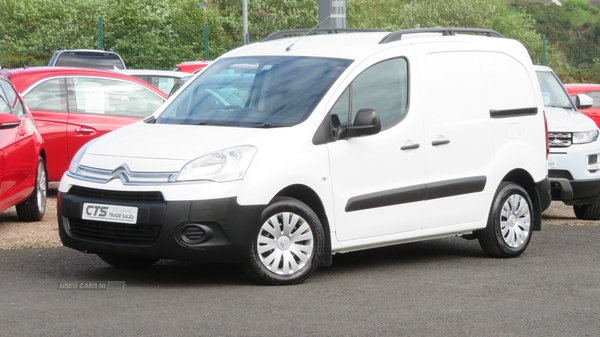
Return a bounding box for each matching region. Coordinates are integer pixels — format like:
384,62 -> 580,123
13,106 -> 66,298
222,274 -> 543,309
82,203 -> 138,224
547,158 -> 557,169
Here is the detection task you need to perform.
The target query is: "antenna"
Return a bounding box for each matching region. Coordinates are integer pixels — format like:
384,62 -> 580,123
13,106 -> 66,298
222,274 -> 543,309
285,15 -> 331,52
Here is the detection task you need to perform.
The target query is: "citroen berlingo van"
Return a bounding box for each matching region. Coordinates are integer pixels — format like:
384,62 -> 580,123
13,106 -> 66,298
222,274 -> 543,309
57,28 -> 551,285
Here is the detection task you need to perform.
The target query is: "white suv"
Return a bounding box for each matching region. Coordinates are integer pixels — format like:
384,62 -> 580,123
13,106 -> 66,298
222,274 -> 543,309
58,28 -> 551,285
534,65 -> 600,220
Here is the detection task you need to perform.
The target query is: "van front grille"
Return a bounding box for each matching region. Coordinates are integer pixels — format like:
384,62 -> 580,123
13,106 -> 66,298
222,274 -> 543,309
68,186 -> 164,202
68,218 -> 160,245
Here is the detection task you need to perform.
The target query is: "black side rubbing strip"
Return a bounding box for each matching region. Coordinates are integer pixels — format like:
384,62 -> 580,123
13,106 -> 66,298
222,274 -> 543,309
489,107 -> 537,119
345,176 -> 487,212
425,176 -> 487,200
345,184 -> 427,212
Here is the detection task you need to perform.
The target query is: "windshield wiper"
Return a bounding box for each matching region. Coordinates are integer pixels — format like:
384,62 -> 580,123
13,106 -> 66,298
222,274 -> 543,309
253,123 -> 293,128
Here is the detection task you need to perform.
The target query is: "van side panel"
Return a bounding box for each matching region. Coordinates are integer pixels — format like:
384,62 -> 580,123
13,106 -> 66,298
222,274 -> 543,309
478,49 -> 547,184
415,44 -> 495,230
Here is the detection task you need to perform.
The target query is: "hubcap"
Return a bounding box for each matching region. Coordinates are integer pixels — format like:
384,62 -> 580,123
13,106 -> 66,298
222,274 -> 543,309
256,212 -> 314,275
36,162 -> 47,214
500,194 -> 530,248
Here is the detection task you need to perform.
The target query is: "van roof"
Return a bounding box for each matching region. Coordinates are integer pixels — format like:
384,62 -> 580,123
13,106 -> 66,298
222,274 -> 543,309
224,28 -> 507,60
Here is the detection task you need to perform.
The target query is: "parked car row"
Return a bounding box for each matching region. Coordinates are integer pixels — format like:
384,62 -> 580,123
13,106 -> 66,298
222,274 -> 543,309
0,66 -> 170,222
1,49 -> 208,222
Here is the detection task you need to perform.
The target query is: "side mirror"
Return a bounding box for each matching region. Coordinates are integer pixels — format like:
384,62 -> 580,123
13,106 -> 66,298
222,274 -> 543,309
337,108 -> 381,140
0,113 -> 21,130
575,94 -> 593,109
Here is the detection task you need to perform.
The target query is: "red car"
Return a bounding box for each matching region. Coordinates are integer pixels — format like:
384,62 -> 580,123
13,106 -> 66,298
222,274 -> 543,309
564,83 -> 600,127
173,60 -> 212,73
0,74 -> 47,221
1,67 -> 168,181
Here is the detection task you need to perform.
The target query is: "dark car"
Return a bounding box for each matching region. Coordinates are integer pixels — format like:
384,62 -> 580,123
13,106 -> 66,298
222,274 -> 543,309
48,48 -> 126,70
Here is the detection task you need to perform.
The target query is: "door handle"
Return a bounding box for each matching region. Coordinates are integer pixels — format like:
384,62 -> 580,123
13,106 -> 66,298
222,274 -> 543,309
401,143 -> 420,150
432,139 -> 450,146
75,127 -> 96,135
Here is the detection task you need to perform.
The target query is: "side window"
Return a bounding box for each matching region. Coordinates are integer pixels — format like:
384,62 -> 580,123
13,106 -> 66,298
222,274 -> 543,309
0,80 -> 25,117
330,58 -> 408,129
585,91 -> 600,109
24,78 -> 68,112
149,76 -> 177,95
330,87 -> 349,128
0,85 -> 10,114
72,78 -> 164,117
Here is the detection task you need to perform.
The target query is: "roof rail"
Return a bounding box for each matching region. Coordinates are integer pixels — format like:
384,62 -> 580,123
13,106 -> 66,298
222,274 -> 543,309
262,28 -> 385,42
379,28 -> 504,44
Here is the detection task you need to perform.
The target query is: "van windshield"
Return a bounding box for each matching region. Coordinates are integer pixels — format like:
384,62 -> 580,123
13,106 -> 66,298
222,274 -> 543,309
155,56 -> 351,127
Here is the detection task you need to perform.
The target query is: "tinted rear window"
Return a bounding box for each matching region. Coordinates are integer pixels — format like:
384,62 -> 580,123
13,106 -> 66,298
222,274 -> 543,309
54,52 -> 125,70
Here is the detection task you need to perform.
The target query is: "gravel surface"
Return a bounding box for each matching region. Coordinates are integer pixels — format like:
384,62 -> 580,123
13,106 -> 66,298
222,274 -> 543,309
0,183 -> 61,249
0,183 -> 597,250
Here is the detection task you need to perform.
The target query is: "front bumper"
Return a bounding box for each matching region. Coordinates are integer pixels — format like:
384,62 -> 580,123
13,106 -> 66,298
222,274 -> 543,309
548,176 -> 600,205
548,143 -> 600,203
58,186 -> 265,263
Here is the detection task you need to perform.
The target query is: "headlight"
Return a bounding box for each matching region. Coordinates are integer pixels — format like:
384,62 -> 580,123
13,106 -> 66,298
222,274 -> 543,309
176,145 -> 257,182
573,130 -> 599,144
68,139 -> 99,174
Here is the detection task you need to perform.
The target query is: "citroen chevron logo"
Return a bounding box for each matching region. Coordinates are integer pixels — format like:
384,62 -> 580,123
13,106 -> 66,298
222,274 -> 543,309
109,164 -> 132,183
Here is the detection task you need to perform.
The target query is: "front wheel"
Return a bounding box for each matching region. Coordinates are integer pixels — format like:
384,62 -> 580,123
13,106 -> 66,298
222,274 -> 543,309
16,156 -> 47,222
244,197 -> 324,285
478,182 -> 533,258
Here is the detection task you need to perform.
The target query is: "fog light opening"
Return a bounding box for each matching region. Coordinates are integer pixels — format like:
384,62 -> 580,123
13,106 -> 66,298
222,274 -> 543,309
176,223 -> 214,246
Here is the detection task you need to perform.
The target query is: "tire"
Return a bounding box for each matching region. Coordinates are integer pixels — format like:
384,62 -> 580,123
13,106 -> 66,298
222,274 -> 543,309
573,199 -> 600,220
244,197 -> 325,285
16,156 -> 47,222
478,182 -> 533,258
97,254 -> 159,268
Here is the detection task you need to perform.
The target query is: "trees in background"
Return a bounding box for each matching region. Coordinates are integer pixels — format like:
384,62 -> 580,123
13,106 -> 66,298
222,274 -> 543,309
512,0 -> 600,82
1,0 -> 600,82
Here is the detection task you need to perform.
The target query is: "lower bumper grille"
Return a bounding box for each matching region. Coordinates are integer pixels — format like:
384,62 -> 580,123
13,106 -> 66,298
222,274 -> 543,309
548,170 -> 574,180
68,218 -> 160,245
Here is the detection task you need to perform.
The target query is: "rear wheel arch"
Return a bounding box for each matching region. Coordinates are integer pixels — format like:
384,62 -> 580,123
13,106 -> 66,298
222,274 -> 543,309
478,181 -> 533,257
501,169 -> 542,231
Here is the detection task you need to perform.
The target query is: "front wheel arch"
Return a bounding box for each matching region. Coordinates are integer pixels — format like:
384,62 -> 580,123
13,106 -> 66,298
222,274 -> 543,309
275,184 -> 332,266
244,196 -> 325,285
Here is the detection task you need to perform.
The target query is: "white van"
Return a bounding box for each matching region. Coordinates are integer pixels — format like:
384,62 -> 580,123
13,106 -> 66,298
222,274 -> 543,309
58,28 -> 551,285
